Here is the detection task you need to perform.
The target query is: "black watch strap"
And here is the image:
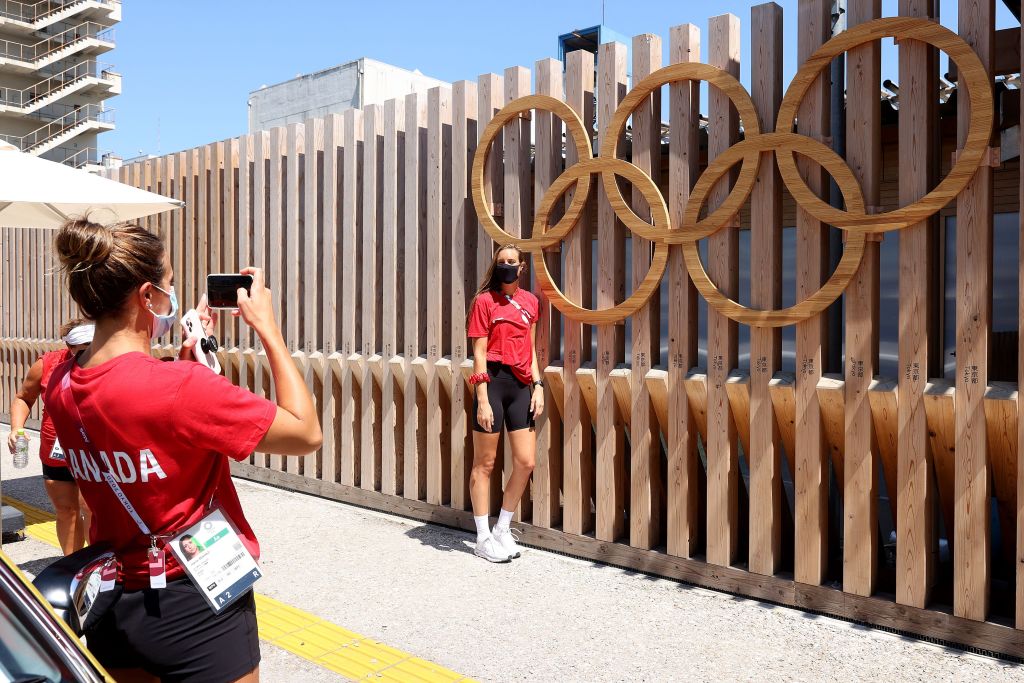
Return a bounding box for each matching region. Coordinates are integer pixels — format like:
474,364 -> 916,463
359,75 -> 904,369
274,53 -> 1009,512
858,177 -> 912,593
533,379 -> 544,388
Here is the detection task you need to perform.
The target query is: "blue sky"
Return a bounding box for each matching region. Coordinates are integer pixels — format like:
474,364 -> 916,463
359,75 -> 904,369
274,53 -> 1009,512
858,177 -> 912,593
106,0 -> 1017,159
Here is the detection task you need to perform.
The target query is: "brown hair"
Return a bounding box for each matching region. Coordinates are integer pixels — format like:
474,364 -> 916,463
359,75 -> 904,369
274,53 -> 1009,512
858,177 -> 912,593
467,244 -> 525,321
54,218 -> 166,320
59,318 -> 90,338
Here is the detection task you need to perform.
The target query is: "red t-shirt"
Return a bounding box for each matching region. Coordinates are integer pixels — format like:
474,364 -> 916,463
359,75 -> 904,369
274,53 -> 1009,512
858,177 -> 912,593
467,288 -> 539,385
37,349 -> 73,468
43,352 -> 277,590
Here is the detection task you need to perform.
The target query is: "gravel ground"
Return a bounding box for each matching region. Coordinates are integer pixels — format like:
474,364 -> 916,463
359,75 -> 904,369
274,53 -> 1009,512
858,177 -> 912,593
2,425 -> 1022,682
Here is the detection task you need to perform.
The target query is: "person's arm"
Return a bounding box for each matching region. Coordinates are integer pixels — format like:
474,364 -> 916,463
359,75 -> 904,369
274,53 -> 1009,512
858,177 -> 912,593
235,267 -> 323,455
8,359 -> 43,454
529,323 -> 544,418
472,336 -> 494,432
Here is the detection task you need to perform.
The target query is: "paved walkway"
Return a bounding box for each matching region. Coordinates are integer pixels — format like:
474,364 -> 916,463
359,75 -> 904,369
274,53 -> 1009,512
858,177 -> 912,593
2,426 -> 1021,682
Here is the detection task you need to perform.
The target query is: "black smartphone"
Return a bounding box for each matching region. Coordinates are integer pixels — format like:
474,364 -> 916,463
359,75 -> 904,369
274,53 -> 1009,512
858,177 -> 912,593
207,273 -> 254,308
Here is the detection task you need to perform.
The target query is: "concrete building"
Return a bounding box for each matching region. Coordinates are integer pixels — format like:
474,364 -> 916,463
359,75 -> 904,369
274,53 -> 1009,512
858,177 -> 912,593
0,0 -> 120,169
248,57 -> 448,132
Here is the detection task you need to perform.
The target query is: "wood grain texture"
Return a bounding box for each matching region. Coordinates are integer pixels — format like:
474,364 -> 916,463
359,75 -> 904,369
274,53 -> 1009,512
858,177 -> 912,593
404,92 -> 427,501
361,106 -> 383,492
897,0 -> 938,609
667,24 -> 702,559
748,3 -> 784,575
382,98 -> 405,496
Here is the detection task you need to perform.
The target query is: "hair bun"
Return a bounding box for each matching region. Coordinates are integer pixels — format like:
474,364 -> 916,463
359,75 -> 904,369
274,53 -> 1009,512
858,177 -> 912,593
55,218 -> 114,272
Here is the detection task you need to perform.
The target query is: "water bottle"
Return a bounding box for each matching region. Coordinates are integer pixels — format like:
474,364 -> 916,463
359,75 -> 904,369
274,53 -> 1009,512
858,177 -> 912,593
13,429 -> 28,469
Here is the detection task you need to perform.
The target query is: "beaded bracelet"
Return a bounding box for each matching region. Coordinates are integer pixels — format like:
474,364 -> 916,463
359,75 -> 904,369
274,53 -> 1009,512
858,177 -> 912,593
469,372 -> 491,385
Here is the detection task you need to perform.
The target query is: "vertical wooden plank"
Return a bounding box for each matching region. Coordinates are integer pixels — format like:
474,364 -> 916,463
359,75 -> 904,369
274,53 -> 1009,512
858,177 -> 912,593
198,145 -> 211,313
898,0 -> 938,608
321,114 -> 343,484
268,128 -> 287,472
304,119 -> 324,355
426,86 -> 452,506
477,73 -> 505,514
563,50 -> 596,536
530,60 -> 563,528
184,149 -> 197,340
596,42 -> 628,542
404,93 -> 428,501
237,135 -> 253,349
285,122 -> 305,355
361,105 -> 383,491
794,0 -> 830,586
955,0 -> 993,622
1019,8 -> 1024,631
629,34 -> 662,549
501,65 -> 533,521
451,81 -> 477,511
342,108 -> 364,488
251,132 -> 270,467
706,13 -> 741,568
224,138 -> 239,344
748,5 -> 783,574
173,152 -> 186,347
382,98 -> 405,496
843,0 -> 882,597
209,142 -> 223,338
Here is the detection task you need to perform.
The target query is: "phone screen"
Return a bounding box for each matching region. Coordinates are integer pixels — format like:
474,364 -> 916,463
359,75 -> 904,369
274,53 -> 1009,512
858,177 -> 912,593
207,274 -> 253,308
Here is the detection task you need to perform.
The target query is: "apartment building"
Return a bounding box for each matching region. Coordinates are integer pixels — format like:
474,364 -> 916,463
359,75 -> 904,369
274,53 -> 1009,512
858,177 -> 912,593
0,0 -> 120,168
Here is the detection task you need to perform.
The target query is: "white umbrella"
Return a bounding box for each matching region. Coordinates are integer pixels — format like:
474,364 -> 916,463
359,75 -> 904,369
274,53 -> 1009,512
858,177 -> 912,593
0,142 -> 183,228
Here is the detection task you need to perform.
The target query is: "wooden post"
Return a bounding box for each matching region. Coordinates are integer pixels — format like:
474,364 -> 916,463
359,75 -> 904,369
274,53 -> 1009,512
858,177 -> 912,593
897,0 -> 938,608
562,49 -> 595,536
794,0 -> 830,586
404,93 -> 428,501
361,105 -> 383,492
341,108 -> 363,487
451,81 -> 477,510
596,42 -> 628,542
706,13 -> 741,568
843,0 -> 881,597
382,97 -> 405,496
531,58 -> 564,529
748,4 -> 783,575
321,113 -> 343,484
955,0 -> 993,622
630,34 -> 663,549
426,86 -> 452,506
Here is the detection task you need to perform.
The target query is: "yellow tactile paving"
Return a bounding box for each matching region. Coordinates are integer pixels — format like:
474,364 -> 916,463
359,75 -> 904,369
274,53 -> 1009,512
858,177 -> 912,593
3,496 -> 476,683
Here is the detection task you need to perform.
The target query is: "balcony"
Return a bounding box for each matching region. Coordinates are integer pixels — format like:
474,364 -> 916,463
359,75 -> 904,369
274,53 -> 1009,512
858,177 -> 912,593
0,0 -> 120,32
0,59 -> 118,114
0,21 -> 115,72
0,101 -> 113,155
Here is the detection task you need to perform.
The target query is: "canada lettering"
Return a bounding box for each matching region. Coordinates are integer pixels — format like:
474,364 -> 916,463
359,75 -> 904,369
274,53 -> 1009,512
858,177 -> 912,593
66,448 -> 167,483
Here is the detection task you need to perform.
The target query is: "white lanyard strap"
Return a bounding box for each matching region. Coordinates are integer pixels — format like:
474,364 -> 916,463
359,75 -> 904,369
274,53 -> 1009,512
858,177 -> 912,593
504,294 -> 531,324
57,365 -> 151,536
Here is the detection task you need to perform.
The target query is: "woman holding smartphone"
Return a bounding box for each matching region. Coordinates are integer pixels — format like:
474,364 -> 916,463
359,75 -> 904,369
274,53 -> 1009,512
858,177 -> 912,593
466,244 -> 544,562
46,218 -> 322,683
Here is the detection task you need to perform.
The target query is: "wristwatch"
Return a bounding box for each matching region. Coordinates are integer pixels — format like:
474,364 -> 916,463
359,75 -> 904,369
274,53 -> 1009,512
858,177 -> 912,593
532,379 -> 544,389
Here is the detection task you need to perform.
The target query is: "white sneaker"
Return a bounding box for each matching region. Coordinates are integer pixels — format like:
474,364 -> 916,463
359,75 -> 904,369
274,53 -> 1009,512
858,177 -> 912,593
474,535 -> 512,563
491,525 -> 522,559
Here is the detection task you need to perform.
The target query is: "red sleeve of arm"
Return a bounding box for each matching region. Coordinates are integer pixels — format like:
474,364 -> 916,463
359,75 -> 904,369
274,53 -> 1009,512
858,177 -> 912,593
172,365 -> 278,462
467,294 -> 491,338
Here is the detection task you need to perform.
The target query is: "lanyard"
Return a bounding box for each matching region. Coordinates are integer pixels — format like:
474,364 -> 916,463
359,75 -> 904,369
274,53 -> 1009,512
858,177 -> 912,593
504,293 -> 531,325
53,361 -> 152,536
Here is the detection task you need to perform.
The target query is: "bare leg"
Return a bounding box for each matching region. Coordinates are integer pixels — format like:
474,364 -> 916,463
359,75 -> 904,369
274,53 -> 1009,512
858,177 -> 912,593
44,479 -> 82,555
78,490 -> 92,548
501,428 -> 536,512
231,667 -> 259,682
470,431 -> 501,517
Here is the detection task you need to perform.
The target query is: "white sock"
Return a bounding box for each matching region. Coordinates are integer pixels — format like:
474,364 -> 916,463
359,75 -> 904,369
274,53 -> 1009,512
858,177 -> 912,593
495,508 -> 514,532
474,515 -> 490,543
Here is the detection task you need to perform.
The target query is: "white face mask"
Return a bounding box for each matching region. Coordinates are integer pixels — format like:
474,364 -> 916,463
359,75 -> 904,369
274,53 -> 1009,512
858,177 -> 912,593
148,284 -> 178,339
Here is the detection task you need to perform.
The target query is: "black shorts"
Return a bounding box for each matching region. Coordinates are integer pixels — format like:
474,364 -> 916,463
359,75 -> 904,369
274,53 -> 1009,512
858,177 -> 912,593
42,463 -> 75,482
85,578 -> 260,682
473,362 -> 533,433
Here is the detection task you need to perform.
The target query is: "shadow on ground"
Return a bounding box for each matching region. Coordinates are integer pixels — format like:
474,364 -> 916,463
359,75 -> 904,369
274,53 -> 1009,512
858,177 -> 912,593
18,554 -> 62,577
403,525 -> 475,556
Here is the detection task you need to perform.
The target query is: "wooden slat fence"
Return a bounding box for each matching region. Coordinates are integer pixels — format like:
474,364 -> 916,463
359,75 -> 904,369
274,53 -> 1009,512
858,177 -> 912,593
4,0 -> 1024,657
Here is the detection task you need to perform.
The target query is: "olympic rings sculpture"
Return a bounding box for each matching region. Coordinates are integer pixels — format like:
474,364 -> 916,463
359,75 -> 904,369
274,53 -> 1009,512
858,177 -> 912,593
471,17 -> 993,328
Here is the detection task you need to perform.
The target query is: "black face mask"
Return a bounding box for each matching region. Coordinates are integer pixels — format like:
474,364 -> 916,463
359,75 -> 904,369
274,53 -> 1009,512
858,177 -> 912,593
494,262 -> 520,284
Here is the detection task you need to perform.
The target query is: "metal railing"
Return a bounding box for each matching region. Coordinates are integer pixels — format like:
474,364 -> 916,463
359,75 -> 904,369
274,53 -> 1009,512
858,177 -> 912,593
51,144 -> 97,167
0,102 -> 113,152
0,21 -> 114,63
0,0 -> 119,25
0,59 -> 114,108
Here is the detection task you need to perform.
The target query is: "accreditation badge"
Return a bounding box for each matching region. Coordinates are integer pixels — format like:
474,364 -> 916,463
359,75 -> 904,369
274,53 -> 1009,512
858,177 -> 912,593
49,439 -> 65,462
166,508 -> 262,613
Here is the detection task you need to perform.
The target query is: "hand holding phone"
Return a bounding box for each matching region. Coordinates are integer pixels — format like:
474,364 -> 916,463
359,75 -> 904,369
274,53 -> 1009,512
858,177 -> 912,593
207,273 -> 254,309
